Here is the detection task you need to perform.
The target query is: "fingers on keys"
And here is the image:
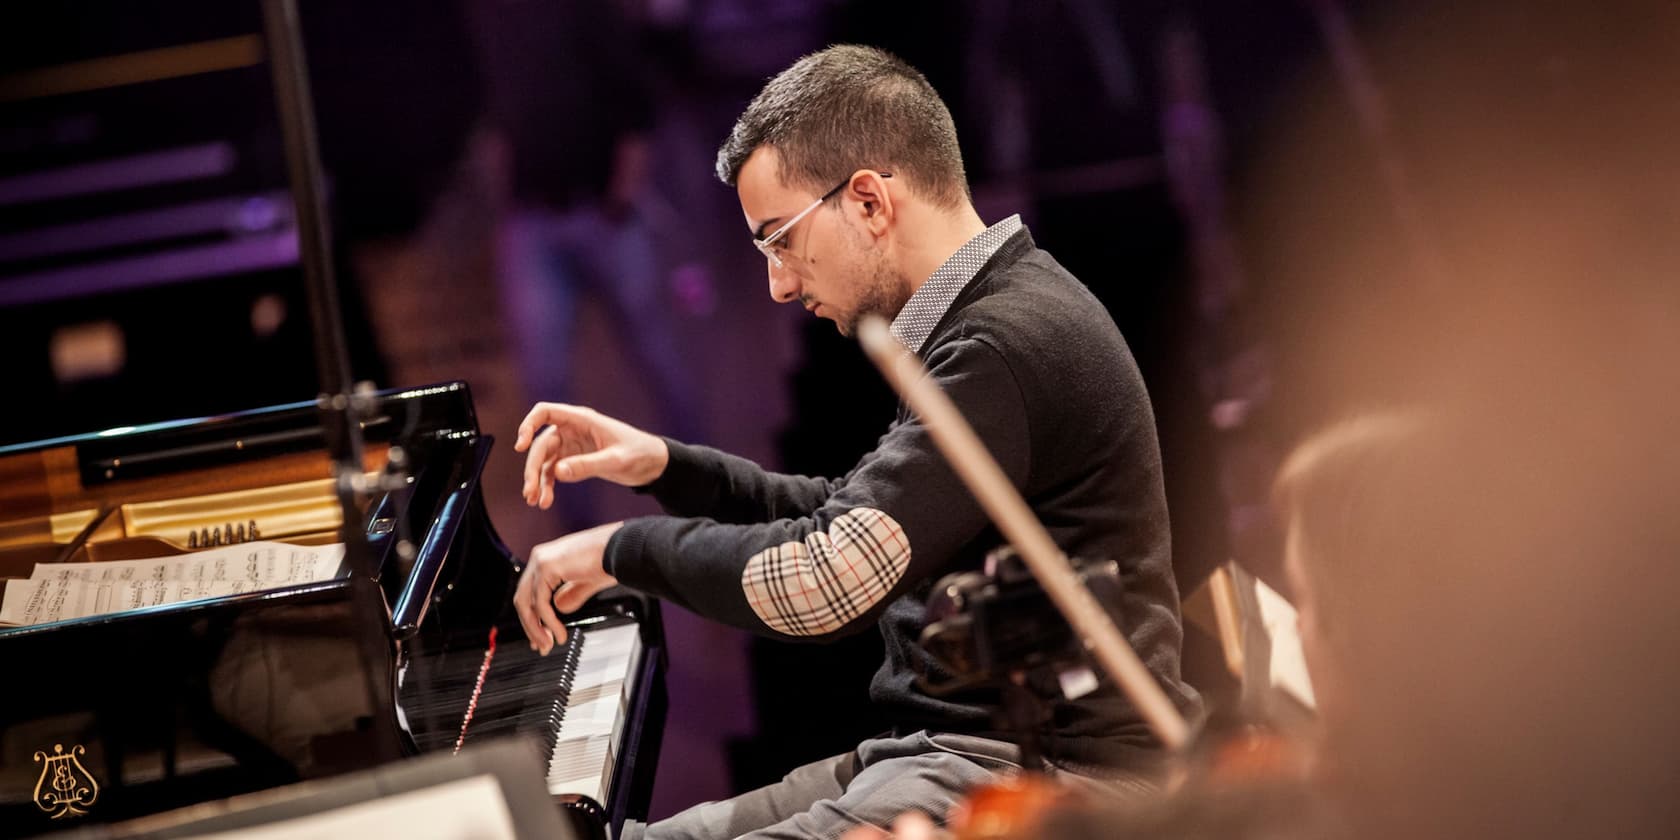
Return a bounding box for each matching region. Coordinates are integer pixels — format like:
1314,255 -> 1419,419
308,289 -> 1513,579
514,563 -> 569,655
532,584 -> 569,653
513,568 -> 546,652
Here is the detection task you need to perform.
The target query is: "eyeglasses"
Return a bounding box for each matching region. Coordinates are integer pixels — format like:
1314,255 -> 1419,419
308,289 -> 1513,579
753,172 -> 891,268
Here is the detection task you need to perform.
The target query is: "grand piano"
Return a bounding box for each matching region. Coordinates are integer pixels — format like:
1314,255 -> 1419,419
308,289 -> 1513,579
0,382 -> 667,839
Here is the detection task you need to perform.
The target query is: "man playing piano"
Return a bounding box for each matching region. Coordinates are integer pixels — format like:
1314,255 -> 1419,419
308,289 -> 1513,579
511,45 -> 1199,839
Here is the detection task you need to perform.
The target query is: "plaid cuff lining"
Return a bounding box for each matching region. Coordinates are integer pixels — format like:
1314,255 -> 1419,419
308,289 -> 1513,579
741,508 -> 911,637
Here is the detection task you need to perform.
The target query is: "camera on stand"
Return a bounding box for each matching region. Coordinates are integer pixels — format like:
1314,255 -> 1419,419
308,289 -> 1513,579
916,546 -> 1124,767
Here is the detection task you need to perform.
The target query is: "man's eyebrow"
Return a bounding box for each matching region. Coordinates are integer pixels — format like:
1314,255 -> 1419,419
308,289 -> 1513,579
752,217 -> 784,241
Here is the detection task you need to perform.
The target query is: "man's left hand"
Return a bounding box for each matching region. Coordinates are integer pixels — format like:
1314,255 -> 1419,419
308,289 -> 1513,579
514,521 -> 624,654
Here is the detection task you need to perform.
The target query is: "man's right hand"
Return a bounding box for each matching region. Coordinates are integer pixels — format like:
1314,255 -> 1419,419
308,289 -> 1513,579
514,402 -> 670,509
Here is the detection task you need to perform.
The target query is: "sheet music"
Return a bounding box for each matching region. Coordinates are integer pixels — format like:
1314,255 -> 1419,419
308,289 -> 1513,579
0,541 -> 346,627
1252,572 -> 1317,710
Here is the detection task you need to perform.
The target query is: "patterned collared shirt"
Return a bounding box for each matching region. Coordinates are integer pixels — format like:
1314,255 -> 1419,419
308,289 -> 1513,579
889,214 -> 1023,354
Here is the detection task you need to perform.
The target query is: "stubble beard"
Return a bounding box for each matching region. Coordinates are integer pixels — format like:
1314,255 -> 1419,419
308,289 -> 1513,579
834,237 -> 909,338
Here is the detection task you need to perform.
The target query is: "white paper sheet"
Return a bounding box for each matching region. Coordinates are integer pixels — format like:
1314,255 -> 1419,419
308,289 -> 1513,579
0,542 -> 345,626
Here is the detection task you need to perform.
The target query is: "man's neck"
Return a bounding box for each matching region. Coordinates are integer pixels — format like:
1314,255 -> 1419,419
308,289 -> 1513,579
899,203 -> 989,296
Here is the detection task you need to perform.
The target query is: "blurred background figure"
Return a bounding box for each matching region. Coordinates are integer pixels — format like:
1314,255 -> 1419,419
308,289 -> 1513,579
466,0 -> 707,535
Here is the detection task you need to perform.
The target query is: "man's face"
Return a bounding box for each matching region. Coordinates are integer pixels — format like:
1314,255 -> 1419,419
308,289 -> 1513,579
736,147 -> 906,336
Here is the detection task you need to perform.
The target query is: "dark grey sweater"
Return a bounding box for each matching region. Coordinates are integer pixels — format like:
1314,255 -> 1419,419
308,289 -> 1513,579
606,229 -> 1199,764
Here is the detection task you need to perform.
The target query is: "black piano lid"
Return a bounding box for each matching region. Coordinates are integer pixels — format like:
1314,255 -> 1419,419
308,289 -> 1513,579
0,381 -> 496,835
0,380 -> 489,641
0,381 -> 481,486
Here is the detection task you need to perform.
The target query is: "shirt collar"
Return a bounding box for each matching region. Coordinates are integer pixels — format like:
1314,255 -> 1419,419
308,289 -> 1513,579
889,214 -> 1023,354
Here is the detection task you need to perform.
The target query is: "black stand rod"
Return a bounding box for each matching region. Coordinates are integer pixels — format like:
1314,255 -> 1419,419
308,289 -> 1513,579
260,0 -> 399,759
259,0 -> 361,484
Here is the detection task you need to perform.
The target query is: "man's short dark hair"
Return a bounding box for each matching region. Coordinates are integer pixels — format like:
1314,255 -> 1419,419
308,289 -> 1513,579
716,45 -> 968,208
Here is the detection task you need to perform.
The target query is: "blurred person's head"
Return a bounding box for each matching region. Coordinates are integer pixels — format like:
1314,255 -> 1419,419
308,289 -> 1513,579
1228,1 -> 1680,836
1272,411 -> 1423,724
717,44 -> 983,336
1272,399 -> 1680,838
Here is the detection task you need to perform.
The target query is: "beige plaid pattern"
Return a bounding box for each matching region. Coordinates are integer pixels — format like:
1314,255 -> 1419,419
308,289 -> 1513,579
741,508 -> 911,637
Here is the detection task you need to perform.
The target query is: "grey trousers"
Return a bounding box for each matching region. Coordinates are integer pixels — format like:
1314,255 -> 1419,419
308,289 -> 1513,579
624,731 -> 1153,840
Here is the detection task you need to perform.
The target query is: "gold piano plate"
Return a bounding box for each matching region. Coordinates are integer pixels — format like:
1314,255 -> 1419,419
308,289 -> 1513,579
0,511 -> 99,550
116,476 -> 359,548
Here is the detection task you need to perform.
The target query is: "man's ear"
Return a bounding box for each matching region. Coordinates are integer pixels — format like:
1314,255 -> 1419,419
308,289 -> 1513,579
847,170 -> 894,237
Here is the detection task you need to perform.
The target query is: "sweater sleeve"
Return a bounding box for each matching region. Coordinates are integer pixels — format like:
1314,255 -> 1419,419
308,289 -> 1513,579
604,337 -> 1030,641
633,439 -> 841,523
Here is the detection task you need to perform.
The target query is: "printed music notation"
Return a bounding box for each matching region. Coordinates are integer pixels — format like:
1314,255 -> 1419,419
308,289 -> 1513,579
0,542 -> 347,627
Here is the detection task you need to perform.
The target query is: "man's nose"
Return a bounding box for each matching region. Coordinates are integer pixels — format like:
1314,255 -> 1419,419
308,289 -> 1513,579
767,261 -> 801,304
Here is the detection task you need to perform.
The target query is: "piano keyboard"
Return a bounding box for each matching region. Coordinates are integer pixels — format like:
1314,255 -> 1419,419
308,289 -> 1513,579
546,621 -> 641,797
402,615 -> 644,806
